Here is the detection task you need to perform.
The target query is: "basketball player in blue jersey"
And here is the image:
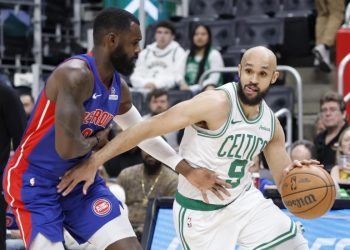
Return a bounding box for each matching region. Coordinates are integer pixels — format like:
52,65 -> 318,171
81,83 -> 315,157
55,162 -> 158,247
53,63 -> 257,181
3,8 -> 229,250
58,46 -> 323,249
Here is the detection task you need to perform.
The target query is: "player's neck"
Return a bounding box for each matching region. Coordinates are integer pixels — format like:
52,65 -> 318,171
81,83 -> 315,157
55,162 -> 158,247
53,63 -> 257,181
91,47 -> 114,87
239,100 -> 261,120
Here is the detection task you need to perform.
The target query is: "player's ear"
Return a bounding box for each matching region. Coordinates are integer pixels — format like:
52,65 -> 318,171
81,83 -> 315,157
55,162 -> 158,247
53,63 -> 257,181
238,64 -> 241,77
107,32 -> 120,49
271,71 -> 279,85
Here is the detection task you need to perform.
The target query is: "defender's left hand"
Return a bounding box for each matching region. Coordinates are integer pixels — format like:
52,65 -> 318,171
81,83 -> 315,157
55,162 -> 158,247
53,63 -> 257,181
57,157 -> 98,196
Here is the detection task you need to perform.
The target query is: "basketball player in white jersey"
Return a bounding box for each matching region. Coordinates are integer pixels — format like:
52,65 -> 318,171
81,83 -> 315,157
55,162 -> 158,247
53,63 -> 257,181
58,46 -> 320,249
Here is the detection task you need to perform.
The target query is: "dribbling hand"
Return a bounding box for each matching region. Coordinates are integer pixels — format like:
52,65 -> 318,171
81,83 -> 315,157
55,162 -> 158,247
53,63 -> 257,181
282,159 -> 323,177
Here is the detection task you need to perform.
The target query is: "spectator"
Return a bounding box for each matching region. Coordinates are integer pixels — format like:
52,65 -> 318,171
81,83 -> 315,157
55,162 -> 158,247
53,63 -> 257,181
290,140 -> 316,161
143,88 -> 169,117
330,127 -> 350,186
116,150 -> 178,240
143,88 -> 181,149
314,91 -> 348,171
179,23 -> 224,93
0,83 -> 26,250
15,86 -> 35,120
19,93 -> 35,119
313,0 -> 345,72
130,20 -> 185,90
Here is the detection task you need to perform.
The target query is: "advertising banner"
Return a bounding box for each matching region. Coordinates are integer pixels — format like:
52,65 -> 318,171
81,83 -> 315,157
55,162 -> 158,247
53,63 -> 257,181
150,209 -> 350,250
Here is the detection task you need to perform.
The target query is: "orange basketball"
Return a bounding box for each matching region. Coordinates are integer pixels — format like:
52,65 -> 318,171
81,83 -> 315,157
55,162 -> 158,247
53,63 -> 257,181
281,165 -> 336,219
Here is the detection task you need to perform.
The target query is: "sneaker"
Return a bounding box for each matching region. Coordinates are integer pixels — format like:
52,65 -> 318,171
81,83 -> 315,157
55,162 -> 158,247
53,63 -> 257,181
313,44 -> 332,73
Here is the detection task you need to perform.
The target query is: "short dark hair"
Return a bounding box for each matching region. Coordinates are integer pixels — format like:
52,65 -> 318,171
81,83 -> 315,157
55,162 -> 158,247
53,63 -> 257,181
155,20 -> 175,35
146,88 -> 169,104
93,8 -> 139,45
320,91 -> 345,112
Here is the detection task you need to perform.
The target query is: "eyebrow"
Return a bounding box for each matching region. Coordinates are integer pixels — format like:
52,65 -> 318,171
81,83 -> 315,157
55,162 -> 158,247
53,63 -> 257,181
244,63 -> 269,70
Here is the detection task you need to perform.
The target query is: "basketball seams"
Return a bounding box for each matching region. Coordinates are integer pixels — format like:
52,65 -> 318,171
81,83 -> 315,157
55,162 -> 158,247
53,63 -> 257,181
282,185 -> 334,198
282,172 -> 330,193
281,167 -> 336,218
290,187 -> 330,215
320,168 -> 336,211
284,170 -> 336,213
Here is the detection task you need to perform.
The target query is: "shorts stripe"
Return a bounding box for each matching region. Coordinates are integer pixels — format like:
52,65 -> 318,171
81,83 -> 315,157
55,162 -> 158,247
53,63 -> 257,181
253,219 -> 297,250
4,97 -> 53,248
178,207 -> 190,250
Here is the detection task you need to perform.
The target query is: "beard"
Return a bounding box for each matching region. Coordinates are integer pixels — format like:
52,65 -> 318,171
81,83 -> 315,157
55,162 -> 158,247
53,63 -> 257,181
151,107 -> 166,116
237,81 -> 269,106
110,46 -> 136,75
143,156 -> 162,175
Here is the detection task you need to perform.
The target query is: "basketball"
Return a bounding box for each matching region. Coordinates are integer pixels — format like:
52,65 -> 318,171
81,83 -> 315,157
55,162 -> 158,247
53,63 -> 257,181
281,165 -> 336,219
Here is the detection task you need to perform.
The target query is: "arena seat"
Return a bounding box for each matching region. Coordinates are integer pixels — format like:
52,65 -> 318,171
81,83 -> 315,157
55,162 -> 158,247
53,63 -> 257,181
234,0 -> 281,17
222,48 -> 243,67
280,0 -> 315,14
235,16 -> 284,47
265,85 -> 297,140
189,0 -> 234,18
168,90 -> 193,106
276,11 -> 315,65
173,19 -> 192,49
144,23 -> 156,47
131,91 -> 146,115
264,85 -> 294,113
42,1 -> 72,30
1,9 -> 32,56
201,19 -> 235,50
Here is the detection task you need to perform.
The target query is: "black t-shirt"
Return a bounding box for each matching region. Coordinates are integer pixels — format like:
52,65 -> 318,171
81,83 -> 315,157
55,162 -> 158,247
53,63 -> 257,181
314,123 -> 348,172
0,84 -> 26,175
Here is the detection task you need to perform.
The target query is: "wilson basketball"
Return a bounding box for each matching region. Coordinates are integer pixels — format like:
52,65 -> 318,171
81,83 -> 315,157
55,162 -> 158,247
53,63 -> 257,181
281,165 -> 336,219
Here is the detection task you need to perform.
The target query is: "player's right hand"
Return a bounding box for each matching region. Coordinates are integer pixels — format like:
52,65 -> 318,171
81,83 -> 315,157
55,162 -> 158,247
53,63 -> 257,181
282,159 -> 323,177
186,167 -> 231,203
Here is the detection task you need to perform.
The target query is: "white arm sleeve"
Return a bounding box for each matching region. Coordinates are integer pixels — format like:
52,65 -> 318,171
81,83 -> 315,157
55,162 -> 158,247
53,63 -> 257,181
113,106 -> 182,170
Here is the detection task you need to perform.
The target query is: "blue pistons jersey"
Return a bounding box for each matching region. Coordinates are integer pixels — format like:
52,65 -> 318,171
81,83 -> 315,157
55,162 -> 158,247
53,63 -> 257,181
5,53 -> 121,179
3,53 -> 124,248
79,54 -> 121,139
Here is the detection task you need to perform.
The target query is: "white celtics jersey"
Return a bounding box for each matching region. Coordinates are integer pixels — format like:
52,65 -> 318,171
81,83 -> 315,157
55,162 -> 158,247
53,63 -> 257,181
178,82 -> 276,205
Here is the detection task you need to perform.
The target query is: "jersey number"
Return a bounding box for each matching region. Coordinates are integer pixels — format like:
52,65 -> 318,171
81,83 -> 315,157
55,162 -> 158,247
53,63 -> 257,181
226,159 -> 248,188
